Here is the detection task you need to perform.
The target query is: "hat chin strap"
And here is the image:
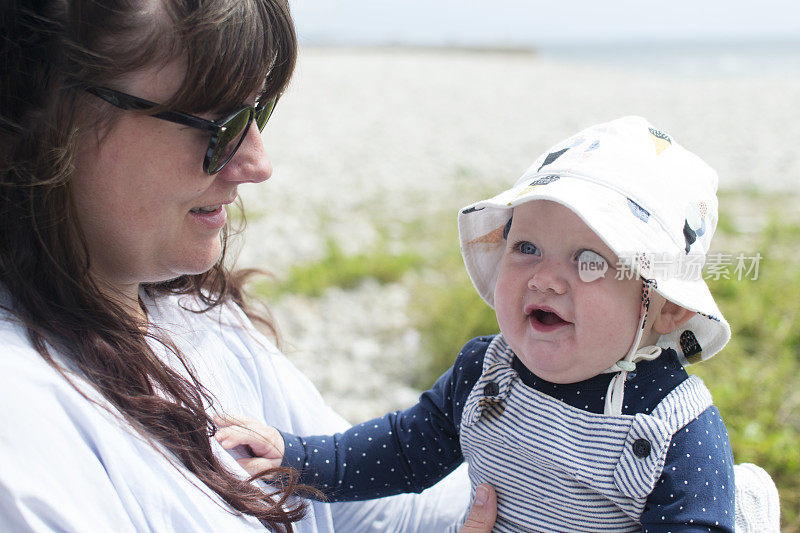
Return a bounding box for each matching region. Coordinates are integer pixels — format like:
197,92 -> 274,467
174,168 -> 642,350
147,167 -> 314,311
602,283 -> 662,416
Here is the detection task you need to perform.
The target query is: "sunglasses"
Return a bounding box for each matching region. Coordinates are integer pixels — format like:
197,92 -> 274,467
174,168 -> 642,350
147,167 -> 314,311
85,86 -> 278,174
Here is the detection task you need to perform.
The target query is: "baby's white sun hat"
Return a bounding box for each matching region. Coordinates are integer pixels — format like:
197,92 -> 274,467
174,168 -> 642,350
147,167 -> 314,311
458,115 -> 731,366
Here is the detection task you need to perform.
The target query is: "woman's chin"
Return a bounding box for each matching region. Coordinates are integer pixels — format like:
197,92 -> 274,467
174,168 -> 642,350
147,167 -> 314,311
186,254 -> 224,276
165,244 -> 224,278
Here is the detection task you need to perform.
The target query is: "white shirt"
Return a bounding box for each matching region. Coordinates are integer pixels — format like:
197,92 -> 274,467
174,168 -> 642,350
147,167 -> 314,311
0,292 -> 469,532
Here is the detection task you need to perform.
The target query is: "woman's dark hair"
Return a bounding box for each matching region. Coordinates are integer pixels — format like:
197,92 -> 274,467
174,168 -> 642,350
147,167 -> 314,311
0,0 -> 313,529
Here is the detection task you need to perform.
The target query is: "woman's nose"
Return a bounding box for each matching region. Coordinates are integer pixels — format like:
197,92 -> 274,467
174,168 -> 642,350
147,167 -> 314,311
527,261 -> 568,295
217,122 -> 272,183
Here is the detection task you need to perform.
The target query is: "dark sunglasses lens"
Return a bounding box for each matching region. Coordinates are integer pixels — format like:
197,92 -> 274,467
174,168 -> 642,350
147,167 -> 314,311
255,97 -> 277,131
207,108 -> 252,173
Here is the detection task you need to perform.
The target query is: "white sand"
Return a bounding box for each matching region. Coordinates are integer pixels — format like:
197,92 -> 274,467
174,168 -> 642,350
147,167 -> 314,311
236,47 -> 800,421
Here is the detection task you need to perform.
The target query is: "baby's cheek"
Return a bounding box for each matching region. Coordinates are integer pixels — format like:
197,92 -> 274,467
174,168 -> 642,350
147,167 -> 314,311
583,288 -> 634,330
494,298 -> 515,334
493,270 -> 518,308
605,273 -> 644,306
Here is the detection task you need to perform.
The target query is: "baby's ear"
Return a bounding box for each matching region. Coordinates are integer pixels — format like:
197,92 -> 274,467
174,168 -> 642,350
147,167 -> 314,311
652,300 -> 696,335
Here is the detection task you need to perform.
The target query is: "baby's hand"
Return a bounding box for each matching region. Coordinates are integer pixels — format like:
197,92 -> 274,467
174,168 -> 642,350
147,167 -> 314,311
213,415 -> 285,476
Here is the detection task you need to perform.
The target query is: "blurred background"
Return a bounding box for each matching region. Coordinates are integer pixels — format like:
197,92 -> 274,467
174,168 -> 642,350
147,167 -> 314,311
238,1 -> 800,528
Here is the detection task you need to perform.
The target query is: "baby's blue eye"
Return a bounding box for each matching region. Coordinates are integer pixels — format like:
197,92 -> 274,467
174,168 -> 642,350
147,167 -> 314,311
516,241 -> 540,255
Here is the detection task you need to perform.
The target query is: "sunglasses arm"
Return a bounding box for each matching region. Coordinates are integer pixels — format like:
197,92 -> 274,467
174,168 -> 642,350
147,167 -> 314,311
152,110 -> 219,133
86,86 -> 219,134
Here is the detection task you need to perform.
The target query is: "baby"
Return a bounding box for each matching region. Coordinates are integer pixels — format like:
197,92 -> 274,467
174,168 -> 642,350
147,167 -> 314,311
217,116 -> 736,532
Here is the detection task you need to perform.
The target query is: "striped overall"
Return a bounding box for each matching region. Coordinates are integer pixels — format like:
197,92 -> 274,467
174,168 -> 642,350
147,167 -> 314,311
456,335 -> 712,532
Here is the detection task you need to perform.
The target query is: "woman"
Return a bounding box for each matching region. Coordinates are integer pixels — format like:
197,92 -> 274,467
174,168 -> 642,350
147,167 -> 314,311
0,1 -> 493,531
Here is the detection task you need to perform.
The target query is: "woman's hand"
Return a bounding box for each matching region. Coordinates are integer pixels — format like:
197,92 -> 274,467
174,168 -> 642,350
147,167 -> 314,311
213,415 -> 285,475
459,484 -> 497,533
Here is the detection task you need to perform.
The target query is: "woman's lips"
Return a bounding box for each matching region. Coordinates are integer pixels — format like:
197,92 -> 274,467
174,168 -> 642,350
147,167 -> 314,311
188,204 -> 227,230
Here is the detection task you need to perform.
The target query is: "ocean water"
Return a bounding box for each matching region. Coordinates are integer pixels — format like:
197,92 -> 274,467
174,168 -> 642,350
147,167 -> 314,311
298,39 -> 800,80
538,40 -> 800,79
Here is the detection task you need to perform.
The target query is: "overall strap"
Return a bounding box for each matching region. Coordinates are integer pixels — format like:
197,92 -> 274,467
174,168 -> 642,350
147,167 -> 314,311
612,375 -> 713,501
461,335 -> 518,428
649,374 -> 713,434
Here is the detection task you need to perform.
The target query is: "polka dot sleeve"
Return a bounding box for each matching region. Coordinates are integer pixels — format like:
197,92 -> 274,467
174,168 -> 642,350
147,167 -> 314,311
641,406 -> 735,532
278,337 -> 492,501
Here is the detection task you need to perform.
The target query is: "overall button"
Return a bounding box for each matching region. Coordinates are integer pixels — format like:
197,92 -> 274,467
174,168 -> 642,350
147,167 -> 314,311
632,438 -> 652,458
483,381 -> 500,397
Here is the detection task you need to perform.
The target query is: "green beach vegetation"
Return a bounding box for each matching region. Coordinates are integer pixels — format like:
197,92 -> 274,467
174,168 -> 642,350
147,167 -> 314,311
255,237 -> 422,299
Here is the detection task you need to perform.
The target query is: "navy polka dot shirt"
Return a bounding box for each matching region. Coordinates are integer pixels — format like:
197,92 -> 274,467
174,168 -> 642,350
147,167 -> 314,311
281,336 -> 735,532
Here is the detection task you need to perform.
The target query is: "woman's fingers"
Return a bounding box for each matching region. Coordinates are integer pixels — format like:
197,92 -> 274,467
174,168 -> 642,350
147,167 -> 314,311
459,484 -> 497,533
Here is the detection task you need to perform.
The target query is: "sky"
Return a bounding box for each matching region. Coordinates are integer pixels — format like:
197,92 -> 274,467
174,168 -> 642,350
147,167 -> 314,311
289,0 -> 800,48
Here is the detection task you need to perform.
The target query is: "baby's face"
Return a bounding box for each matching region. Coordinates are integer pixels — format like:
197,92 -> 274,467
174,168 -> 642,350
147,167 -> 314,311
494,200 -> 657,384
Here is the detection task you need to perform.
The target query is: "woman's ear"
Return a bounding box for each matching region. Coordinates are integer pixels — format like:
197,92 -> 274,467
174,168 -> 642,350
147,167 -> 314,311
652,300 -> 696,335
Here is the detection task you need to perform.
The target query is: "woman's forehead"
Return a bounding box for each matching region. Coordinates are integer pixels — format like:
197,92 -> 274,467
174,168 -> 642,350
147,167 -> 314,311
122,59 -> 187,102
118,55 -> 268,113
107,0 -> 292,113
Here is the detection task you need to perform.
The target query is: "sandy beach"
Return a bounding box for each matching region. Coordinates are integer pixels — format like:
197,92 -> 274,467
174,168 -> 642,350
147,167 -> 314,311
237,47 -> 800,421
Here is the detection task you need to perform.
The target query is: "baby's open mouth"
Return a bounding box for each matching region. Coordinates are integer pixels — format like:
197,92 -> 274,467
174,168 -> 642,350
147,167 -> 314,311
533,309 -> 567,325
529,307 -> 571,331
